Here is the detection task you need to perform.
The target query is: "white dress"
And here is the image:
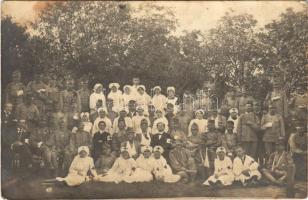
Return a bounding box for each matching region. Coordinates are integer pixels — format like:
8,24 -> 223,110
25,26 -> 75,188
96,157 -> 139,183
92,117 -> 113,136
89,92 -> 106,111
63,156 -> 96,186
107,90 -> 123,113
152,117 -> 169,134
83,121 -> 93,134
188,119 -> 207,136
151,94 -> 167,114
233,155 -> 262,184
152,156 -> 181,183
203,156 -> 234,186
136,93 -> 151,114
133,155 -> 154,182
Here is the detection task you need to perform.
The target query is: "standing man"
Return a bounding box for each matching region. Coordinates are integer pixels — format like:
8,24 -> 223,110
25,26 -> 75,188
26,73 -> 48,115
265,75 -> 289,119
5,70 -> 26,110
78,78 -> 91,113
288,125 -> 307,181
59,78 -> 81,129
131,77 -> 141,96
236,101 -> 260,159
261,104 -> 285,160
238,87 -> 255,115
221,88 -> 239,117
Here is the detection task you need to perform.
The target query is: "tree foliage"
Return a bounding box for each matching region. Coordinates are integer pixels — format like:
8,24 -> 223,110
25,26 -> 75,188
2,3 -> 308,101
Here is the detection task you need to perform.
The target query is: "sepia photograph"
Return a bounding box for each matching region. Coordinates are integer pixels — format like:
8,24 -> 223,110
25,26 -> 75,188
1,1 -> 308,199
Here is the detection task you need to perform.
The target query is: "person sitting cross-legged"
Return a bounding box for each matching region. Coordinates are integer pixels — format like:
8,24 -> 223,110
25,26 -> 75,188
233,146 -> 261,186
203,146 -> 234,187
169,138 -> 197,183
262,138 -> 295,186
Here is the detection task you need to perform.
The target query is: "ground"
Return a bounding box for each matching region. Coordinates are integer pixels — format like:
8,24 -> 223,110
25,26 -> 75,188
2,175 -> 307,199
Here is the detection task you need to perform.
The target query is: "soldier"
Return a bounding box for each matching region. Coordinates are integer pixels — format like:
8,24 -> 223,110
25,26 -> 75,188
2,103 -> 16,170
203,119 -> 222,175
265,75 -> 289,119
261,104 -> 285,159
112,118 -> 128,156
78,78 -> 91,113
59,78 -> 81,129
262,138 -> 295,186
238,87 -> 255,115
288,126 -> 307,181
106,98 -> 118,124
15,95 -> 40,133
221,88 -> 239,117
69,122 -> 92,157
169,139 -> 197,183
50,117 -> 71,176
186,123 -> 207,181
5,70 -> 26,111
29,117 -> 56,177
131,77 -> 141,96
221,120 -> 238,159
10,121 -> 32,170
290,84 -> 308,123
26,73 -> 48,115
236,101 -> 260,159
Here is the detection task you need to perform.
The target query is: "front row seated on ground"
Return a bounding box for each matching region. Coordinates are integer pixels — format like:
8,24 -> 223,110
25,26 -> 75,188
203,139 -> 295,188
55,140 -> 295,187
56,145 -> 181,186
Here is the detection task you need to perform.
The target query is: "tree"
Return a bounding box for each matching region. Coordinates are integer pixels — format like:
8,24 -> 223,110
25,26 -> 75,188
259,7 -> 308,95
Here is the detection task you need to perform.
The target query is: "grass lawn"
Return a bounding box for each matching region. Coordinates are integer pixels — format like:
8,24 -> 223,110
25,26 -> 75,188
2,177 -> 307,199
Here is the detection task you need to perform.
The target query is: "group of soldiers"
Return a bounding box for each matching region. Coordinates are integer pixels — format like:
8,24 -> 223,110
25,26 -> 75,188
1,70 -> 307,188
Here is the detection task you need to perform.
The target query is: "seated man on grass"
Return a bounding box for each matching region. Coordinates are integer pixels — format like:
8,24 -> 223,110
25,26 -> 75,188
262,138 -> 295,186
